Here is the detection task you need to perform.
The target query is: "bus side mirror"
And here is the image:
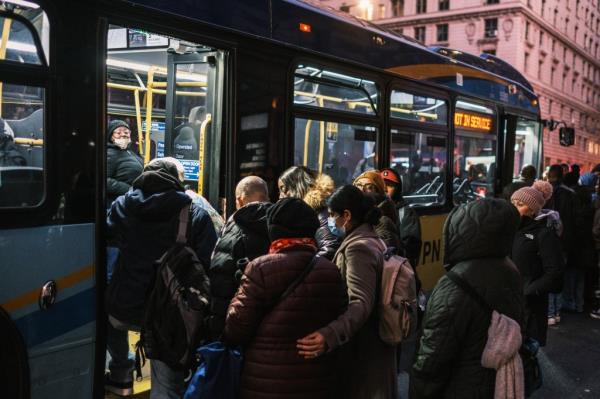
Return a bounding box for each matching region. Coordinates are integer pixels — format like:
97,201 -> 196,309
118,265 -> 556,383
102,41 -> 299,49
559,127 -> 575,147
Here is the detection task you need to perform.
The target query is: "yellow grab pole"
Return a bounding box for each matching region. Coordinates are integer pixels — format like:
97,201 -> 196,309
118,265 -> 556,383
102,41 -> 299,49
134,89 -> 143,155
14,138 -> 43,146
144,67 -> 156,165
0,18 -> 13,118
197,113 -> 212,196
317,98 -> 325,173
303,119 -> 313,167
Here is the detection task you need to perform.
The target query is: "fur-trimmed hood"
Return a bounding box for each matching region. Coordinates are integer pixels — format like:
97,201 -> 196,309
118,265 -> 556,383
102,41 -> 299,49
303,173 -> 335,211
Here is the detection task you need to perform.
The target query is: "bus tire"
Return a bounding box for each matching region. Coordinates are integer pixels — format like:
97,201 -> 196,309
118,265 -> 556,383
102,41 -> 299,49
0,306 -> 30,399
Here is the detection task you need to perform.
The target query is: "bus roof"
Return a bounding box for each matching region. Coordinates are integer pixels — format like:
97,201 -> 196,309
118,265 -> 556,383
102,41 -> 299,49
122,0 -> 540,115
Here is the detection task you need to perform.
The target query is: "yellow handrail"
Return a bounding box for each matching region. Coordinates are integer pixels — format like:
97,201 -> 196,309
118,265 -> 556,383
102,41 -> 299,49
303,119 -> 312,167
197,113 -> 212,195
134,89 -> 143,155
106,82 -> 205,97
144,67 -> 156,165
14,138 -> 43,146
317,98 -> 325,173
0,18 -> 12,118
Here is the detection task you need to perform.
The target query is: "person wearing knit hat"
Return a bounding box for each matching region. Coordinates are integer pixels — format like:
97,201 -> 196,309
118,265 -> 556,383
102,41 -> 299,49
266,197 -> 320,242
511,187 -> 545,217
532,180 -> 553,204
510,185 -> 565,345
106,118 -> 143,205
354,170 -> 401,249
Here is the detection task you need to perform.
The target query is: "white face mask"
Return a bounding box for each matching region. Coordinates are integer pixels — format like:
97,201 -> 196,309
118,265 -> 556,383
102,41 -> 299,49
114,137 -> 131,149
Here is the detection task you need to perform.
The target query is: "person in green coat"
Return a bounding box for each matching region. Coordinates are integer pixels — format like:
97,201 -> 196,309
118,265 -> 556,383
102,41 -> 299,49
411,198 -> 525,399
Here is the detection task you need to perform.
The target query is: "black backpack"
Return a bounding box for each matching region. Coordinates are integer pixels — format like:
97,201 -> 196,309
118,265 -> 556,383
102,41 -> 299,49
140,204 -> 211,371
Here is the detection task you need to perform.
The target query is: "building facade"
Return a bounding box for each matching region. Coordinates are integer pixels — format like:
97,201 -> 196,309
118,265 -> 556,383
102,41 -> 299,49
320,0 -> 600,171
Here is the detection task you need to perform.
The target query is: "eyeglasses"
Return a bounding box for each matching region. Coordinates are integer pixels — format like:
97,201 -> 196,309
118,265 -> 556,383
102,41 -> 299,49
354,182 -> 377,191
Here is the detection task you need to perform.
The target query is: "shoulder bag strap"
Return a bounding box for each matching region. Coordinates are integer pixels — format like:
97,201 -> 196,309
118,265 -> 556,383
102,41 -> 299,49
176,204 -> 191,244
446,271 -> 493,315
272,255 -> 320,308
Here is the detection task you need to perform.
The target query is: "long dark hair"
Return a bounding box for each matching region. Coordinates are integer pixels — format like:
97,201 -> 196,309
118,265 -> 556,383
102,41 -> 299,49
327,185 -> 381,226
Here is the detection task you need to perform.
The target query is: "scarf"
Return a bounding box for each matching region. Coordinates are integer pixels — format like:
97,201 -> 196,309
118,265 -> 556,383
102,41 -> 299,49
481,311 -> 524,399
269,238 -> 317,254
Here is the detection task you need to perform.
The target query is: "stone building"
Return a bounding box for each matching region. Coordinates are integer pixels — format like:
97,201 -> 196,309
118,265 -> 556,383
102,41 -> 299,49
319,0 -> 600,171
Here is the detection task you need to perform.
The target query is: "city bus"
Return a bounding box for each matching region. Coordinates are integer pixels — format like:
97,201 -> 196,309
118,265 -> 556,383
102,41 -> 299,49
0,0 -> 542,397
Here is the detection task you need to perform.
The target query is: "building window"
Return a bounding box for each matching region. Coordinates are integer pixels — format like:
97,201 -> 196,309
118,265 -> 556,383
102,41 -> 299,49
437,24 -> 448,42
539,30 -> 544,45
340,4 -> 350,12
552,39 -> 556,52
538,60 -> 543,79
439,0 -> 450,11
392,0 -> 404,16
486,0 -> 499,4
483,49 -> 496,55
416,0 -> 427,14
485,18 -> 498,38
551,67 -> 555,85
525,21 -> 530,41
562,72 -> 567,91
575,26 -> 578,43
542,0 -> 546,16
414,26 -> 426,43
379,4 -> 386,18
524,52 -> 530,72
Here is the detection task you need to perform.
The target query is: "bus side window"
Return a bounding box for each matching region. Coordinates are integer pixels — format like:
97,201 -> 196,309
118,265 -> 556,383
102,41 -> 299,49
0,11 -> 49,208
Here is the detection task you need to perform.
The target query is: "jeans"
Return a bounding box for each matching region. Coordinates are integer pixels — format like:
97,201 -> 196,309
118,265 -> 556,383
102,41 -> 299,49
548,293 -> 562,317
563,268 -> 585,312
106,320 -> 134,383
150,359 -> 186,399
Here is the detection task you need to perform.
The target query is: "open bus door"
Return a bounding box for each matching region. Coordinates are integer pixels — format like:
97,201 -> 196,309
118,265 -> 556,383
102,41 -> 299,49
501,113 -> 543,190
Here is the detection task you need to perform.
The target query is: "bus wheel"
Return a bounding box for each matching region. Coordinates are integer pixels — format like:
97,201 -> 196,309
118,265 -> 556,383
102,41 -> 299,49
0,307 -> 29,399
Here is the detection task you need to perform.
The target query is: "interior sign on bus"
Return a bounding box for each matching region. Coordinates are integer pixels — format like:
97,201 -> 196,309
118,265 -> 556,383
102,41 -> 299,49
454,112 -> 492,132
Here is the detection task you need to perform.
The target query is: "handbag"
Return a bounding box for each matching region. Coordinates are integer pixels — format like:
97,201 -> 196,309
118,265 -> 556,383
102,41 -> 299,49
446,271 -> 542,398
184,342 -> 243,399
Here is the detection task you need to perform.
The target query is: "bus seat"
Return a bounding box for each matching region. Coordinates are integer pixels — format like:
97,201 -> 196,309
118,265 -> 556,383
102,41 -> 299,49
6,109 -> 44,168
0,166 -> 43,207
188,106 -> 206,125
173,124 -> 198,161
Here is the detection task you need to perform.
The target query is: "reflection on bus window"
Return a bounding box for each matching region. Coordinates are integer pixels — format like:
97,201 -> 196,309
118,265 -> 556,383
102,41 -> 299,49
390,129 -> 447,207
0,82 -> 44,207
294,64 -> 378,115
0,13 -> 47,65
390,90 -> 447,125
453,101 -> 496,205
294,118 -> 376,186
512,118 -> 540,179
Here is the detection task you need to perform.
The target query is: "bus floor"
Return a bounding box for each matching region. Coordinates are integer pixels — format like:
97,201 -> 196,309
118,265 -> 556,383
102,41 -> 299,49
105,331 -> 151,399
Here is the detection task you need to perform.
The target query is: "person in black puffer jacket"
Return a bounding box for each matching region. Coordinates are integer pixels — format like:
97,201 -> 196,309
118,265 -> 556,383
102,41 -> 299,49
106,119 -> 144,205
411,199 -> 525,399
510,185 -> 564,346
208,176 -> 272,340
278,166 -> 341,260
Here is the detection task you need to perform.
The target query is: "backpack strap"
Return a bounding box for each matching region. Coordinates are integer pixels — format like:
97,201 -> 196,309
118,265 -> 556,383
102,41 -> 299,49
176,204 -> 191,244
446,271 -> 493,315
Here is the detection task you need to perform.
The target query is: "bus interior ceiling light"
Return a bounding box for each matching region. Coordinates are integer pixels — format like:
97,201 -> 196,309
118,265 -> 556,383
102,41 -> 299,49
0,40 -> 37,53
2,0 -> 39,9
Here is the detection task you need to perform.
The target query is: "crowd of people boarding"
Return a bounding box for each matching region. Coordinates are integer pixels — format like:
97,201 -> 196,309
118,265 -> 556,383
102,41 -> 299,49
102,119 -> 600,399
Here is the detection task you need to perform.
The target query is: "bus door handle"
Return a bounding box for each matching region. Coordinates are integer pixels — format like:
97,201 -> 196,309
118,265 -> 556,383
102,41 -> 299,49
39,280 -> 57,310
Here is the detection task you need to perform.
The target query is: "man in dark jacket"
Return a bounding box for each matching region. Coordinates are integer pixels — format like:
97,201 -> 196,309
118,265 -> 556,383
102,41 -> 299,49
501,164 -> 536,200
208,176 -> 272,340
411,199 -> 524,399
105,157 -> 217,397
106,119 -> 144,206
546,164 -> 576,253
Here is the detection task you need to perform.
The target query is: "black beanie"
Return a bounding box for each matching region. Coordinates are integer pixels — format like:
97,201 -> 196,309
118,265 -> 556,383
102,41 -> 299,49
267,198 -> 319,241
107,119 -> 130,141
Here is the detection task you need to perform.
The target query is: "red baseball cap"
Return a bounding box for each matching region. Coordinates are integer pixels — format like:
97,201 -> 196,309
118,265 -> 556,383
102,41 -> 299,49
380,168 -> 400,184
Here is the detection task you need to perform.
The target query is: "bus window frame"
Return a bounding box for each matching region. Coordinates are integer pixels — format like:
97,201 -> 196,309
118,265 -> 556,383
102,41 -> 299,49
453,97 -> 500,199
387,81 -> 452,213
288,58 -> 385,178
0,6 -> 53,216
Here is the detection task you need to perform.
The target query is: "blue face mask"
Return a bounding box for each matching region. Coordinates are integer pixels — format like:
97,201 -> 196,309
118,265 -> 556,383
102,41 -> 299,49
327,216 -> 346,238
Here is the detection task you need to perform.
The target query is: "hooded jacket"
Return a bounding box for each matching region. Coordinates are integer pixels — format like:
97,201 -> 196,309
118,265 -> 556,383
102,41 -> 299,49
511,215 -> 564,346
569,174 -> 596,269
546,182 -> 576,252
411,199 -> 525,399
303,174 -> 341,260
375,196 -> 401,250
106,142 -> 144,204
105,171 -> 218,326
207,202 -> 272,340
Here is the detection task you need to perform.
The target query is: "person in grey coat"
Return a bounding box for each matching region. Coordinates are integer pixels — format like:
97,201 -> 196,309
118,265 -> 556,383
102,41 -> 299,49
297,185 -> 397,399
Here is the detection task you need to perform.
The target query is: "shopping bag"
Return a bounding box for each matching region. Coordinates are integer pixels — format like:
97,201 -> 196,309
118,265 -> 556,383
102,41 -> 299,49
183,342 -> 243,399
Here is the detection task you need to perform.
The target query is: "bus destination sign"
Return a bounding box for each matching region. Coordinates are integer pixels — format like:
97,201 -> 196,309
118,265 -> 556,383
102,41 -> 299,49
454,111 -> 492,132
